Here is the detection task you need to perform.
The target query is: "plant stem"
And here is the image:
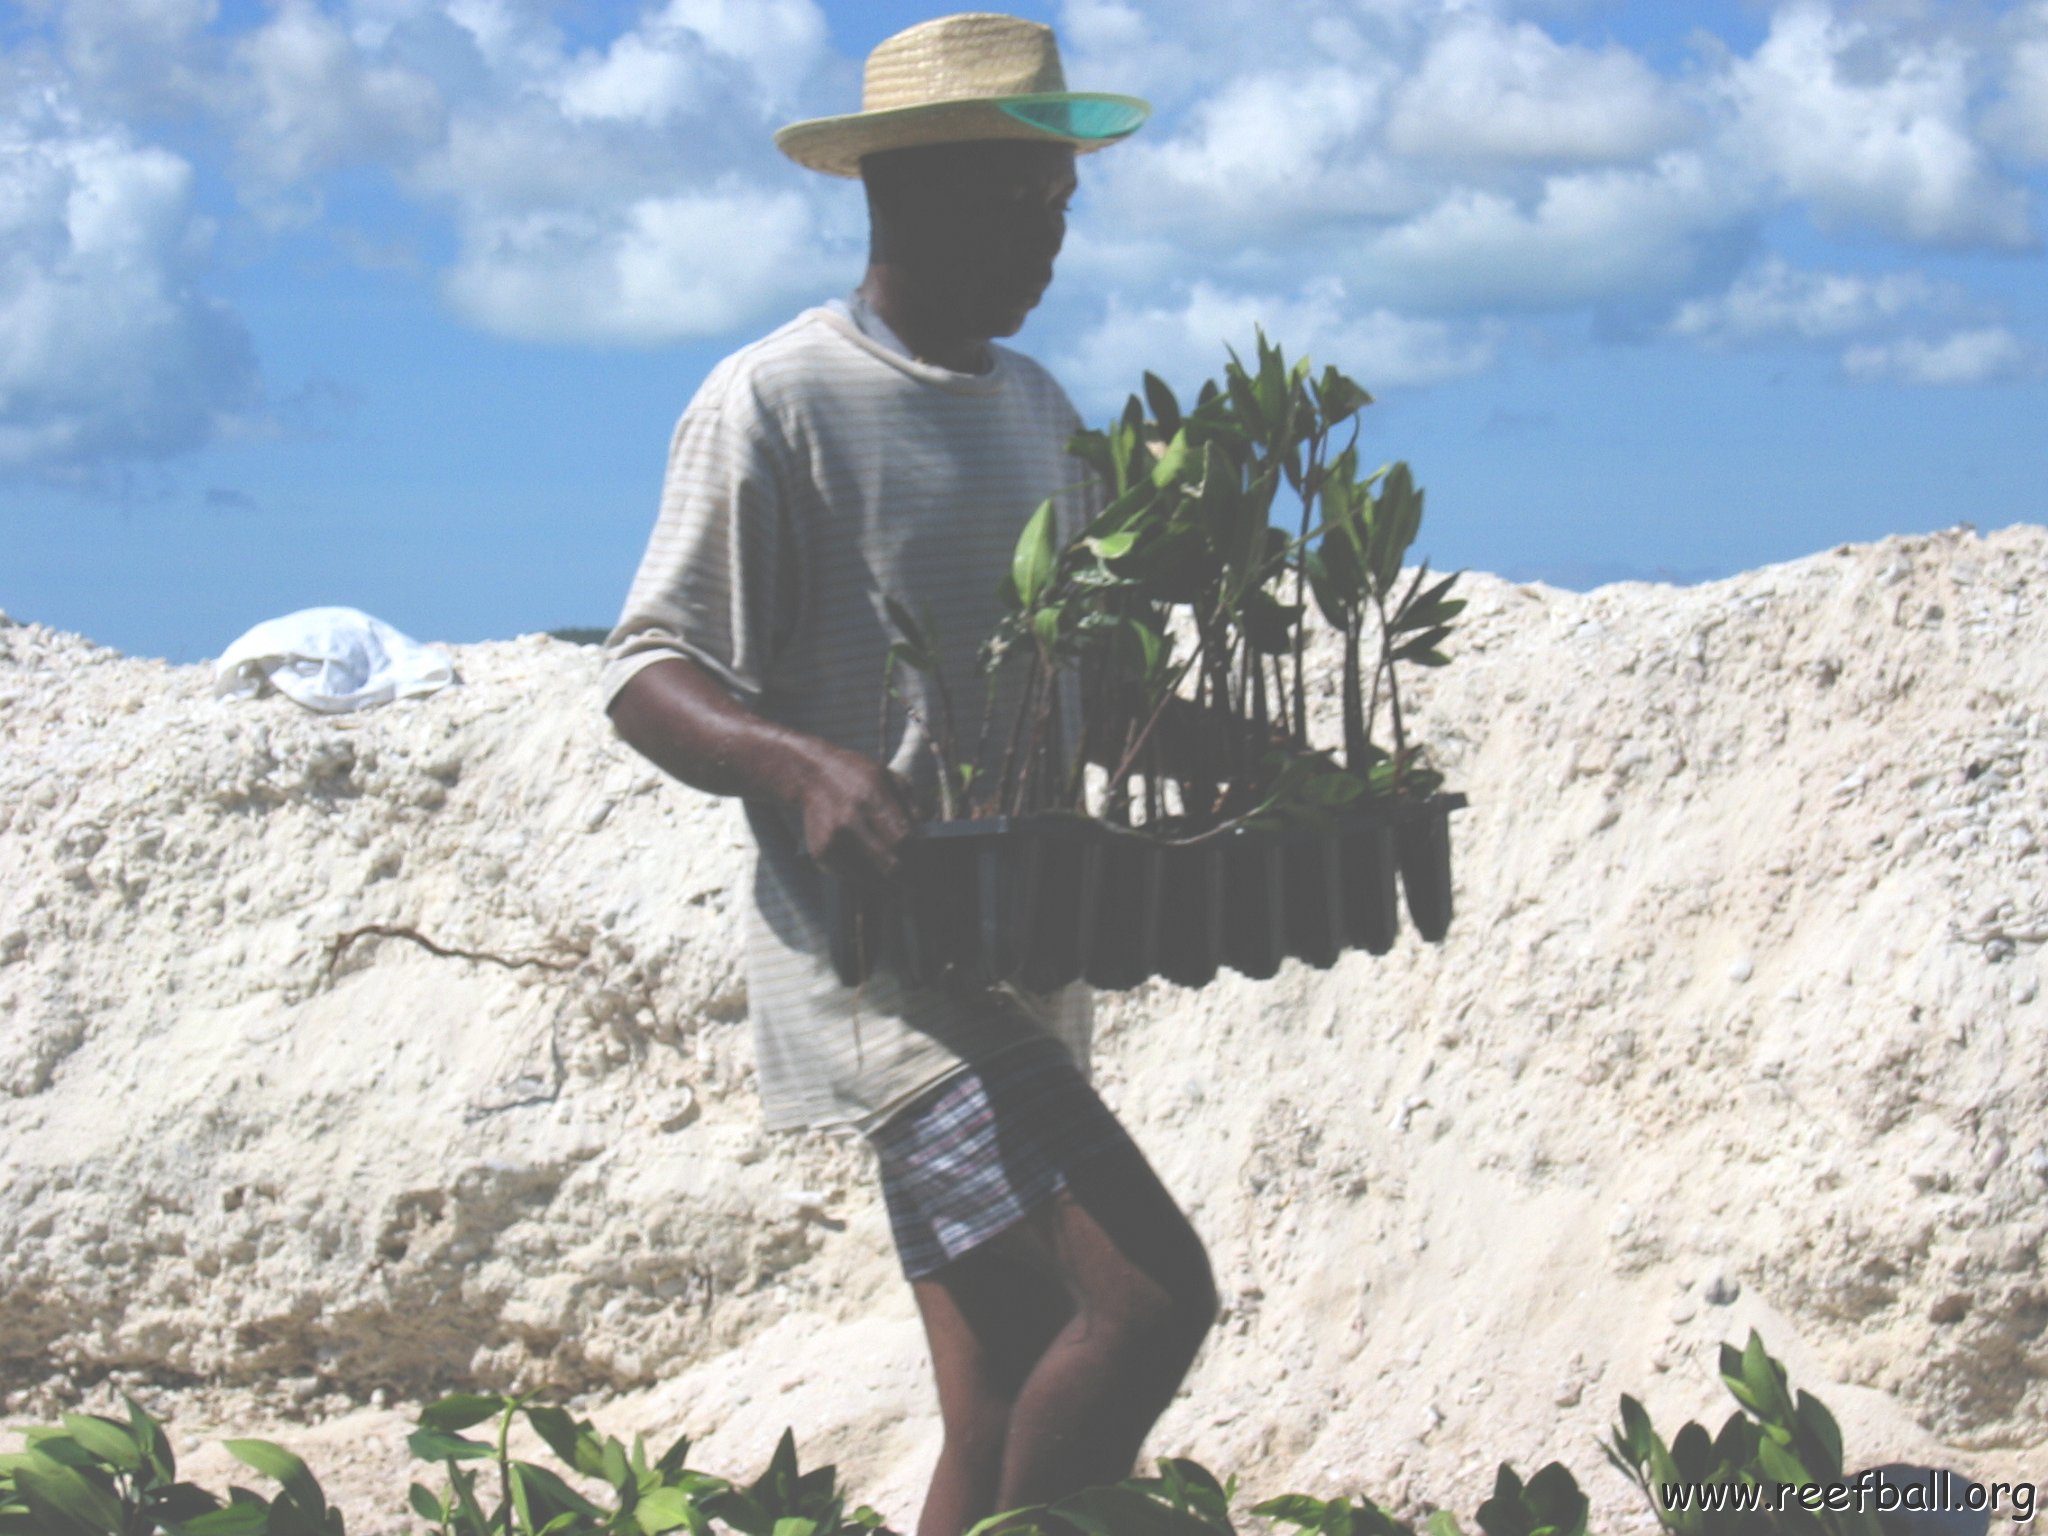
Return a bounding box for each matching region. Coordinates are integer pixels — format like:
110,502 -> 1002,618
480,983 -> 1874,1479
1102,648 -> 1204,809
996,653 -> 1039,818
1342,605 -> 1365,771
969,646 -> 1008,816
497,1401 -> 514,1535
1292,425 -> 1320,748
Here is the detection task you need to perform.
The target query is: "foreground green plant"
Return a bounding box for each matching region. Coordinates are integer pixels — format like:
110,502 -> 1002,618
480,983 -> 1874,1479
402,1392 -> 893,1536
0,1391 -> 341,1535
1605,1330 -> 1884,1536
0,1333 -> 1900,1536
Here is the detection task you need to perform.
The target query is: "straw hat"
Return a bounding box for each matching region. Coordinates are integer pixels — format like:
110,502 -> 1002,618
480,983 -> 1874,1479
775,13 -> 1150,179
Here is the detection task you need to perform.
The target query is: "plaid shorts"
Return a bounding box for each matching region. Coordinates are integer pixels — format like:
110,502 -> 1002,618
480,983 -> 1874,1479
864,1032 -> 1140,1280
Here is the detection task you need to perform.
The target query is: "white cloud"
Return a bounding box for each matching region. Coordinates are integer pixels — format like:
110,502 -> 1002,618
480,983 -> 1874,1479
1355,152 -> 1747,313
557,0 -> 828,125
1987,1 -> 2048,163
1842,326 -> 2035,383
0,74 -> 258,475
1088,64 -> 1422,242
1385,15 -> 1691,166
55,0 -> 220,115
442,183 -> 837,344
1722,1 -> 2032,247
231,0 -> 444,185
1669,256 -> 1954,345
1053,278 -> 1498,416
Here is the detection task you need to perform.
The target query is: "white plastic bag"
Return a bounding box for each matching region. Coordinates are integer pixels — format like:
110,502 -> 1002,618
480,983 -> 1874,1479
213,607 -> 457,714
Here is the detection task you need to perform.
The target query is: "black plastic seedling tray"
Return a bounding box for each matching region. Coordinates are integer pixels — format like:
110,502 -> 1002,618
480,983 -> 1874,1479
823,793 -> 1468,993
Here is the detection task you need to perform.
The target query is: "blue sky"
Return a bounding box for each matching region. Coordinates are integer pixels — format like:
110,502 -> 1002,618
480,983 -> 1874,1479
5,0 -> 2047,662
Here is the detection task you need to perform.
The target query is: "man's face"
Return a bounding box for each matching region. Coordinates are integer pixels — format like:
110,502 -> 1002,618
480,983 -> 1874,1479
870,139 -> 1079,339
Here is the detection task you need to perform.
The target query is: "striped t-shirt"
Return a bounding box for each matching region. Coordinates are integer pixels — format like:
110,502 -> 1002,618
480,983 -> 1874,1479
602,301 -> 1098,1134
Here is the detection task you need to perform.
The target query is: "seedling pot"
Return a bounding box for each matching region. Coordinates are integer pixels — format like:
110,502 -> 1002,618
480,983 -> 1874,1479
1083,826 -> 1163,990
1221,827 -> 1287,981
1394,793 -> 1467,943
1155,837 -> 1225,988
1279,824 -> 1347,970
1014,814 -> 1098,994
1337,812 -> 1401,957
823,793 -> 1467,992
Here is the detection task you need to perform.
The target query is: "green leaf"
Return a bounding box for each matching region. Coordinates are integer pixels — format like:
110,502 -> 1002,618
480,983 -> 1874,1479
1302,770 -> 1366,806
12,1432 -> 96,1470
408,1482 -> 444,1522
1032,607 -> 1062,653
143,1480 -> 222,1523
1793,1390 -> 1844,1475
964,1505 -> 1050,1536
1739,1330 -> 1791,1421
1012,498 -> 1060,611
1065,427 -> 1117,489
1616,1395 -> 1654,1465
224,1440 -> 326,1518
418,1394 -> 506,1434
707,1489 -> 771,1536
1313,365 -> 1372,427
513,1461 -> 607,1523
1475,1465 -> 1529,1536
58,1416 -> 140,1474
653,1429 -> 694,1480
406,1428 -> 493,1463
1051,1485 -> 1211,1536
1719,1375 -> 1768,1417
603,1437 -> 632,1493
178,1504 -> 272,1536
1757,1437 -> 1809,1485
1251,1496 -> 1327,1530
638,1487 -> 700,1534
1521,1464 -> 1587,1536
1088,529 -> 1139,561
772,1520 -> 819,1536
8,1457 -> 125,1536
1644,1442 -> 1696,1536
1144,373 -> 1182,438
1424,1514 -> 1465,1536
122,1396 -> 176,1484
510,1459 -> 539,1536
520,1405 -> 585,1471
1120,619 -> 1164,680
1150,427 -> 1193,488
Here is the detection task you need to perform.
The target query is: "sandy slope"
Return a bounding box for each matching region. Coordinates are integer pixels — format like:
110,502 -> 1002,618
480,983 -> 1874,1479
2,523 -> 2044,1532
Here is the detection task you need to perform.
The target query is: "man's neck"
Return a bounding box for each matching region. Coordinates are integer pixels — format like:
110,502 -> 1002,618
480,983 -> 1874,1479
857,269 -> 992,375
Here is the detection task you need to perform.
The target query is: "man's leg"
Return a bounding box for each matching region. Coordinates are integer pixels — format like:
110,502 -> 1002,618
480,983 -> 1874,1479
991,1149 -> 1217,1508
909,1143 -> 1217,1535
911,1237 -> 1074,1536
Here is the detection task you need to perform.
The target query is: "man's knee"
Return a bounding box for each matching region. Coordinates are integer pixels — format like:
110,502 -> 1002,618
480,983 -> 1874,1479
1091,1244 -> 1217,1372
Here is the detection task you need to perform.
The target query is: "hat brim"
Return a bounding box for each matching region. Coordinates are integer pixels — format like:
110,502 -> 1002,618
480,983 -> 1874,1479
775,92 -> 1150,179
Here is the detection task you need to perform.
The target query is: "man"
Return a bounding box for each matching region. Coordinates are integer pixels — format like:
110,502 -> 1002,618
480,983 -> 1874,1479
602,16 -> 1216,1536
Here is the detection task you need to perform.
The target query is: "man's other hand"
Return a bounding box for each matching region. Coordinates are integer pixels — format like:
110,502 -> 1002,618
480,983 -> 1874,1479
796,743 -> 917,885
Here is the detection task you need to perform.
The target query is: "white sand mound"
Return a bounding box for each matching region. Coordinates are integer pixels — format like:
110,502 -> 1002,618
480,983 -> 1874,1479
2,524 -> 2044,1533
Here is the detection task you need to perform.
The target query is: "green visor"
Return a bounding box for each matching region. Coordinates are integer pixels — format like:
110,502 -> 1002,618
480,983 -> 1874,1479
997,93 -> 1151,143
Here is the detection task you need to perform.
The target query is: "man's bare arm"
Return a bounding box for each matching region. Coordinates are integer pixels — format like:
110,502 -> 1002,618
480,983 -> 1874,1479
607,656 -> 914,882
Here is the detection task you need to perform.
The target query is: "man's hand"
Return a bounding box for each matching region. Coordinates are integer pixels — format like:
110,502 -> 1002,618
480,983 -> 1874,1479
792,742 -> 917,885
608,656 -> 916,884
